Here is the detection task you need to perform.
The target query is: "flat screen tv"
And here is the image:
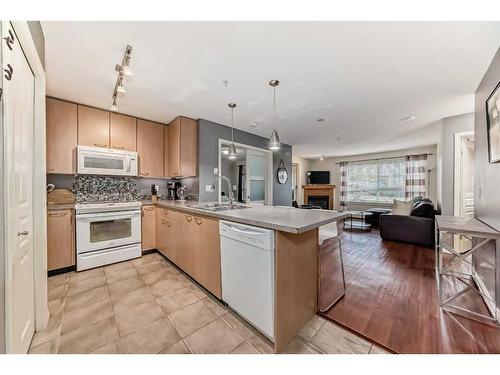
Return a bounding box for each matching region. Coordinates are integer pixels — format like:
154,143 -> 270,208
307,171 -> 330,184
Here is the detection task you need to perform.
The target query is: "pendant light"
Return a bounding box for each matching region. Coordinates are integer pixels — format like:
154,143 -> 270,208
228,103 -> 238,160
268,79 -> 281,150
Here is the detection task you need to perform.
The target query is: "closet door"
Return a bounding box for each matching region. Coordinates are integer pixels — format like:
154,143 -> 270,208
2,23 -> 36,353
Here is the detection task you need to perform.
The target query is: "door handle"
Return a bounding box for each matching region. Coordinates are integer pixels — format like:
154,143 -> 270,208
3,30 -> 15,50
17,230 -> 28,237
3,64 -> 13,81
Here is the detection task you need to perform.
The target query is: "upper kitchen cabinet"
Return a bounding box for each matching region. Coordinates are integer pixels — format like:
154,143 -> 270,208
137,119 -> 165,177
46,98 -> 78,174
110,112 -> 137,151
77,105 -> 110,148
167,116 -> 197,177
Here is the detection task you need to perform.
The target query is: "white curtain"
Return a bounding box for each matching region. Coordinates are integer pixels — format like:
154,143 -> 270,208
405,154 -> 427,199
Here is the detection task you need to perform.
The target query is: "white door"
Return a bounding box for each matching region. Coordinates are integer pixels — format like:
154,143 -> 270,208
460,137 -> 475,218
3,23 -> 36,353
246,149 -> 269,205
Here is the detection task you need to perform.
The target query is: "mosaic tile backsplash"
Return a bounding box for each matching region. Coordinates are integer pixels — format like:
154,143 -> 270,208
74,175 -> 138,203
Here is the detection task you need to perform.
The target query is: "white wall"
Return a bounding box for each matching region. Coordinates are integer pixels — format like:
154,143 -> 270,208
437,112 -> 474,215
292,155 -> 312,205
308,145 -> 438,211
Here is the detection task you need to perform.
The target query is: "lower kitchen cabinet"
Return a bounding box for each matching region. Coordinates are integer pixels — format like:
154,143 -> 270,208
47,209 -> 75,271
154,207 -> 222,298
156,207 -> 177,262
192,215 -> 222,298
141,205 -> 156,252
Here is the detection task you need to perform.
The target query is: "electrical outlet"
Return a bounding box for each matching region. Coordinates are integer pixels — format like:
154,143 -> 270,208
206,184 -> 215,192
213,168 -> 219,176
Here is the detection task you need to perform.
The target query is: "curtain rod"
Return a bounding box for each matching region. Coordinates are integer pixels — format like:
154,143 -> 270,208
334,153 -> 433,165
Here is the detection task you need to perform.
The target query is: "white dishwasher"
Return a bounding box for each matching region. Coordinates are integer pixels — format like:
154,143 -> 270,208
220,220 -> 275,339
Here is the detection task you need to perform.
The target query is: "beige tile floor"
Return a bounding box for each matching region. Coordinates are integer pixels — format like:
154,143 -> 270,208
29,252 -> 390,354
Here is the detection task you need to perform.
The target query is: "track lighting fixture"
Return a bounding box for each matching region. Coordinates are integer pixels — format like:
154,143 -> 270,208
111,45 -> 133,111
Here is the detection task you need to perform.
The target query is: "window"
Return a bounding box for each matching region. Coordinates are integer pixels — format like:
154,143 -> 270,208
345,158 -> 406,203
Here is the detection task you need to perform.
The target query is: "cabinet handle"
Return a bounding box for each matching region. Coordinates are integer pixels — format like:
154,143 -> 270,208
163,209 -> 168,215
3,30 -> 15,50
112,145 -> 125,150
48,211 -> 68,217
143,206 -> 155,211
93,143 -> 108,148
48,168 -> 56,172
166,221 -> 172,227
140,172 -> 150,176
185,215 -> 193,222
17,230 -> 29,237
194,217 -> 202,225
161,219 -> 167,224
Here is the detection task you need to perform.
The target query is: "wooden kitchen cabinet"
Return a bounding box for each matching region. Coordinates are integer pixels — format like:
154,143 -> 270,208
174,212 -> 196,277
46,98 -> 78,174
137,119 -> 165,177
110,113 -> 136,151
141,205 -> 156,252
47,209 -> 75,271
193,215 -> 222,298
167,116 -> 197,177
77,105 -> 110,148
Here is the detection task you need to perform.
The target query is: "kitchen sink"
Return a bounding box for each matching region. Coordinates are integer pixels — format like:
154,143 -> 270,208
195,203 -> 249,212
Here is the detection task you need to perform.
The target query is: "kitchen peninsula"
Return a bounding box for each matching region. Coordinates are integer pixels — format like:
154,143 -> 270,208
142,200 -> 348,353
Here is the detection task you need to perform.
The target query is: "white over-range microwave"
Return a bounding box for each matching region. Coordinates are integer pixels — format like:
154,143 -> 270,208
77,145 -> 138,176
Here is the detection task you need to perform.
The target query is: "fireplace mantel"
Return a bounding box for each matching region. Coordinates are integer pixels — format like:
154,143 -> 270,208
302,184 -> 336,210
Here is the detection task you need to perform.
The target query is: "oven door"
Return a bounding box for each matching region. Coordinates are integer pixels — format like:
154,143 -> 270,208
77,146 -> 138,176
76,209 -> 141,253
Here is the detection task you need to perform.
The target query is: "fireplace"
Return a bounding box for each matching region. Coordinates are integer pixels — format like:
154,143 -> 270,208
308,196 -> 329,210
302,184 -> 335,210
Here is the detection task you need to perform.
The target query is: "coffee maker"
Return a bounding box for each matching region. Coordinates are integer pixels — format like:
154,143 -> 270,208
167,181 -> 181,200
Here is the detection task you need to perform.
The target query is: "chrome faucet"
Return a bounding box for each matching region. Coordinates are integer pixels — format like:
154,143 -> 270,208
220,175 -> 235,206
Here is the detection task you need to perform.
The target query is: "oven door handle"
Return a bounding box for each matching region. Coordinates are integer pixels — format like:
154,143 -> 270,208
76,211 -> 140,221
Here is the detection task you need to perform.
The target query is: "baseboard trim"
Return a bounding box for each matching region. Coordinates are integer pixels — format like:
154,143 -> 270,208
48,265 -> 76,277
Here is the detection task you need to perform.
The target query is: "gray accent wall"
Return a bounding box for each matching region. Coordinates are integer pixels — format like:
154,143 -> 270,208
198,119 -> 292,206
473,47 -> 500,310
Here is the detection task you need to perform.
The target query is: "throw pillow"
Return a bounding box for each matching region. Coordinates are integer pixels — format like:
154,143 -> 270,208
411,201 -> 436,218
392,199 -> 413,216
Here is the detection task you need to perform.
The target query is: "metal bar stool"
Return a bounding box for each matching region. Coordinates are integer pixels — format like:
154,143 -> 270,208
318,226 -> 346,313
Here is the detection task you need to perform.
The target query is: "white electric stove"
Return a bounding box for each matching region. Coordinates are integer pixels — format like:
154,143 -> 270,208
75,201 -> 142,271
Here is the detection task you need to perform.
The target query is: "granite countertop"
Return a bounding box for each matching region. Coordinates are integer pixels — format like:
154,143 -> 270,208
147,200 -> 348,234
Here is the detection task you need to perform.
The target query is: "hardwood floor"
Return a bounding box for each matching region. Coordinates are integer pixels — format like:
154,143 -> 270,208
320,229 -> 500,353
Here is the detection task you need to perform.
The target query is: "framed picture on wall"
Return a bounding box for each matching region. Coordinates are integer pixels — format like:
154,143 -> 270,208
486,80 -> 500,163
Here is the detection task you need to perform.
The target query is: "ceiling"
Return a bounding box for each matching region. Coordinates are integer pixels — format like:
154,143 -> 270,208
41,21 -> 500,158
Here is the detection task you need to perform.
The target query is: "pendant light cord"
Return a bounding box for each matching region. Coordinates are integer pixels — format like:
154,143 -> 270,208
231,106 -> 234,142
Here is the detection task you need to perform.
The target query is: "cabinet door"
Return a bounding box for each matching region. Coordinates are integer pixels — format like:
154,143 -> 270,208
163,125 -> 169,177
167,117 -> 180,177
47,209 -> 75,271
141,205 -> 156,252
164,215 -> 177,263
77,105 -> 110,148
110,113 -> 136,151
46,98 -> 78,174
137,119 -> 164,177
155,208 -> 168,254
175,212 -> 196,277
180,117 -> 198,177
193,215 -> 222,298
